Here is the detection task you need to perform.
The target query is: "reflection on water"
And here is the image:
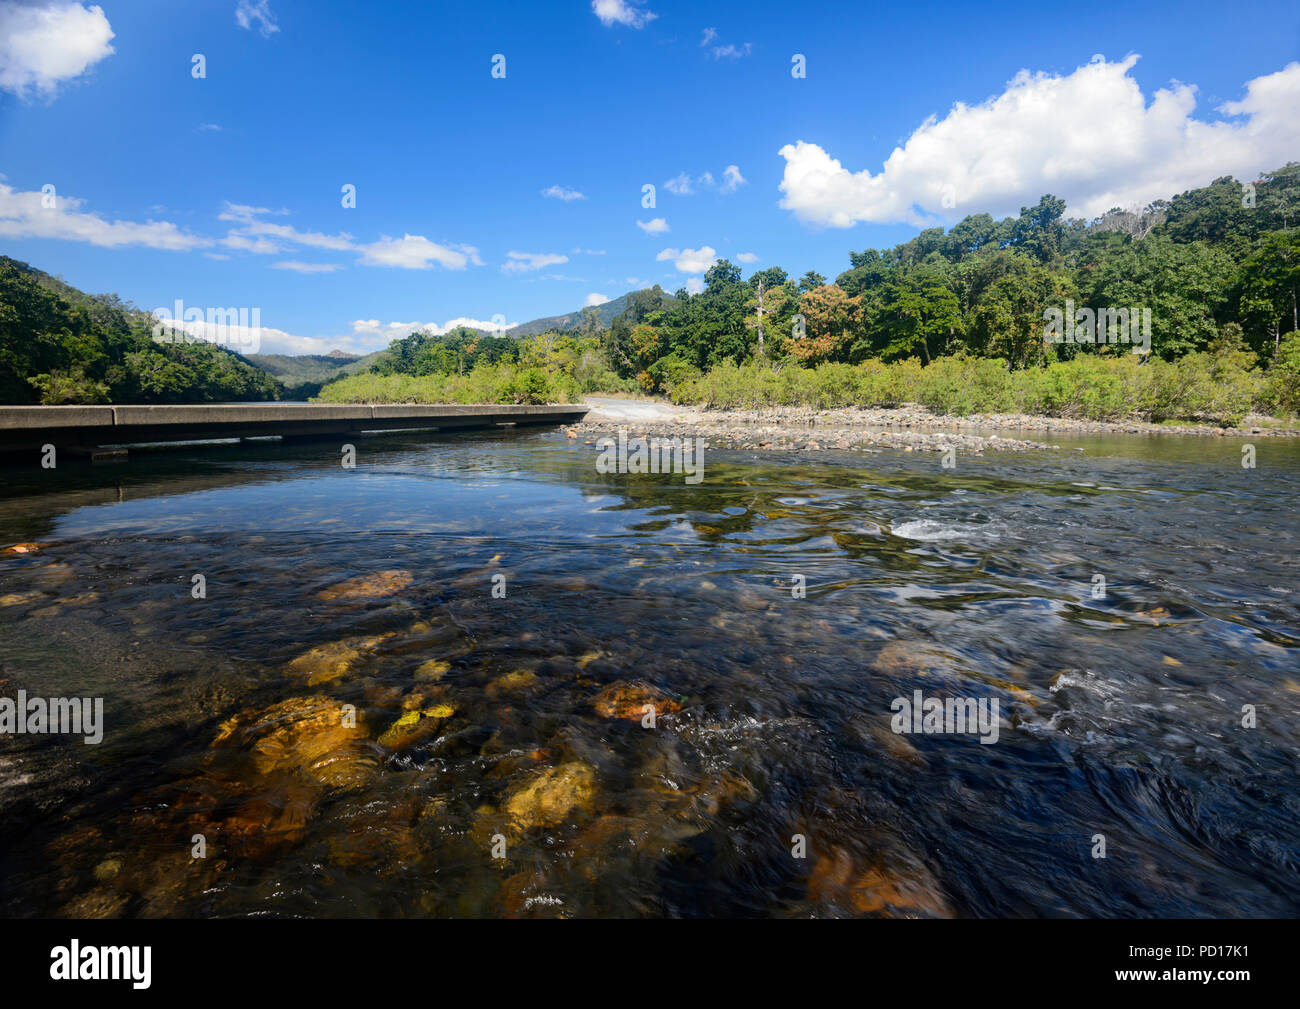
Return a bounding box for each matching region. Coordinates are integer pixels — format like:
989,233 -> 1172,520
0,429 -> 1297,917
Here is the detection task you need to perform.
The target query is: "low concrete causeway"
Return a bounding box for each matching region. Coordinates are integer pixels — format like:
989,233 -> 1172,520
0,403 -> 589,457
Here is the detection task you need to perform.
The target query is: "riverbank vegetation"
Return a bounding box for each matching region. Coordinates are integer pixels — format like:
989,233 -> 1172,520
319,164 -> 1300,426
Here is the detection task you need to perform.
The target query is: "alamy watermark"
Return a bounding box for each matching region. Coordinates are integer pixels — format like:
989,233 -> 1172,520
0,691 -> 103,744
151,299 -> 262,354
1043,300 -> 1150,353
595,432 -> 704,484
890,690 -> 999,744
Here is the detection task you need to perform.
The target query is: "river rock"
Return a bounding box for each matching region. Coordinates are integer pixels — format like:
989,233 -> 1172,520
503,761 -> 598,834
318,569 -> 414,601
287,633 -> 394,685
589,681 -> 683,721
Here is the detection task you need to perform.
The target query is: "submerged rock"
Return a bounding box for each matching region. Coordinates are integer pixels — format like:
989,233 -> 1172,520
287,633 -> 394,685
377,703 -> 455,749
414,658 -> 451,681
589,681 -> 683,721
212,694 -> 377,788
503,761 -> 598,834
487,669 -> 539,696
806,845 -> 953,918
318,569 -> 414,601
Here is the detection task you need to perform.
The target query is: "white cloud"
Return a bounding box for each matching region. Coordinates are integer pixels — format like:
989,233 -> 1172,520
711,43 -> 752,61
542,185 -> 586,201
573,247 -> 606,255
583,292 -> 611,307
664,172 -> 695,196
779,56 -> 1300,227
0,1 -> 115,97
218,202 -> 353,251
359,235 -> 480,270
637,217 -> 670,234
0,183 -> 210,250
271,260 -> 342,273
685,277 -> 704,294
151,315 -> 322,356
196,123 -> 222,132
700,28 -> 717,47
235,0 -> 278,38
502,250 -> 568,273
656,245 -> 717,273
721,164 -> 747,193
350,317 -> 516,344
591,0 -> 656,29
0,187 -> 481,273
221,233 -> 280,254
666,167 -> 746,196
218,202 -> 287,220
736,252 -> 759,263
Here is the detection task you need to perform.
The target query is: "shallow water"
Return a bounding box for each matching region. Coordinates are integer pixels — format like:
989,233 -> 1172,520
0,428 -> 1297,917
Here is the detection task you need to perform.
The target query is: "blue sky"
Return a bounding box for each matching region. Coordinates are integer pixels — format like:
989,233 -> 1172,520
1,0 -> 1297,353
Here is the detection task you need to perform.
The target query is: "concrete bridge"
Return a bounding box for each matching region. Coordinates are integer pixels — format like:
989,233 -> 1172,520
0,403 -> 589,461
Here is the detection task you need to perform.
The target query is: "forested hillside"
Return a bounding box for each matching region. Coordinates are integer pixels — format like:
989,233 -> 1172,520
0,257 -> 281,404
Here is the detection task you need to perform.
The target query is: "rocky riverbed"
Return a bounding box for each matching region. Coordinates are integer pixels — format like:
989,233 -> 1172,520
572,401 -> 1059,454
570,399 -> 1300,454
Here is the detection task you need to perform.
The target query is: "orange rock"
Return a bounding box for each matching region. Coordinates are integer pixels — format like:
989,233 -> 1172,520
212,695 -> 376,787
318,569 -> 413,601
286,633 -> 394,685
589,681 -> 683,721
807,845 -> 953,917
503,761 -> 598,833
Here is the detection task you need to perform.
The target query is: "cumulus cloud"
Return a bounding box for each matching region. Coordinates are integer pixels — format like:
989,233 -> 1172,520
235,0 -> 278,38
736,252 -> 759,263
591,0 -> 656,29
150,313 -> 332,356
542,185 -> 586,201
0,183 -> 210,250
684,277 -> 703,294
584,293 -> 611,307
656,246 -> 717,273
502,251 -> 568,273
637,217 -> 670,234
359,235 -> 481,270
0,1 -> 115,97
350,316 -> 516,344
779,56 -> 1300,227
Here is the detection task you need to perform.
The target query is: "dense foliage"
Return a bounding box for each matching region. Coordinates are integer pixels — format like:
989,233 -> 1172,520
321,328 -> 636,404
595,165 -> 1300,391
0,257 -> 281,404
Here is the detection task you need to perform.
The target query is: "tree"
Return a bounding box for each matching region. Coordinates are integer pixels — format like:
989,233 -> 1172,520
798,270 -> 827,292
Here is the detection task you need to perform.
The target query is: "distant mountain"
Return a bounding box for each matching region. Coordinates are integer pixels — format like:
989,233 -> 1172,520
506,288 -> 674,337
245,351 -> 383,399
243,287 -> 674,394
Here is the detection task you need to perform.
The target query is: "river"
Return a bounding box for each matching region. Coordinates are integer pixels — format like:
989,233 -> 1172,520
0,425 -> 1296,917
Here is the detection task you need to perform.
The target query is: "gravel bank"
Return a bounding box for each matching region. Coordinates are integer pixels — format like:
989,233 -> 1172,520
567,400 -> 1300,455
